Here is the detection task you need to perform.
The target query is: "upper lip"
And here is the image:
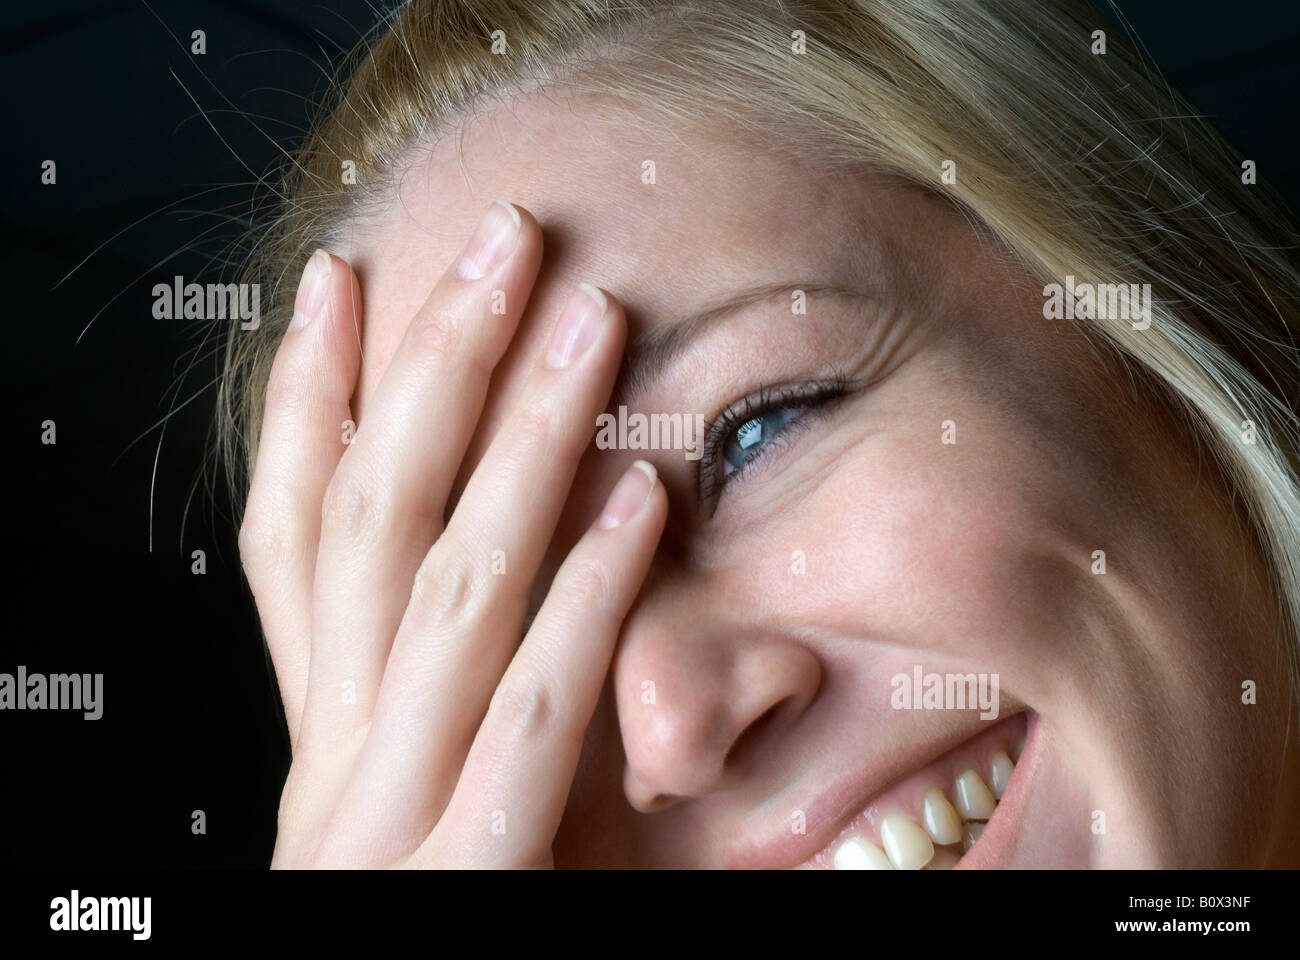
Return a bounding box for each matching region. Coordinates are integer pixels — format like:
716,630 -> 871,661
723,712 -> 1025,869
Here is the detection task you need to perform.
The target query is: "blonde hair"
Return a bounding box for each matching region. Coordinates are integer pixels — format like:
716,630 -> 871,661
217,0 -> 1300,685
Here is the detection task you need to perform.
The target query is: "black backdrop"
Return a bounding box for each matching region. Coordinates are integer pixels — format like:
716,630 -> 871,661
5,0 -> 1300,867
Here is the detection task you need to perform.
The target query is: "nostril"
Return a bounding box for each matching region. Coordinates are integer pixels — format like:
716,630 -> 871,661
723,699 -> 786,769
642,792 -> 684,814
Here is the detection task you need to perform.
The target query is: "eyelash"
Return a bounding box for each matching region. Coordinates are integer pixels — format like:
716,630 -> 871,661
697,376 -> 850,507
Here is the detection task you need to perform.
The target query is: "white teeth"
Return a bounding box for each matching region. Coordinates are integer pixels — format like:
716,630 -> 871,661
823,736 -> 1021,869
921,786 -> 963,845
953,768 -> 997,820
879,814 -> 935,870
832,835 -> 895,870
989,750 -> 1015,799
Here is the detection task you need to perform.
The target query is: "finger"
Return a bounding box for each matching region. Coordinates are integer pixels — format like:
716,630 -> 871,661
330,284 -> 625,850
239,249 -> 362,747
418,460 -> 666,867
299,200 -> 542,755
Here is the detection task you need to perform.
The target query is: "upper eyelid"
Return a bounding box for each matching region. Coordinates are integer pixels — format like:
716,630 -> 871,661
708,378 -> 840,428
705,378 -> 848,449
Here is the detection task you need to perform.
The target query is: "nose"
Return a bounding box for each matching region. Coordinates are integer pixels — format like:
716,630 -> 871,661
612,570 -> 823,813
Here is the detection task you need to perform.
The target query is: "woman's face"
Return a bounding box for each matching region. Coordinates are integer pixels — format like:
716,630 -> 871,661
341,95 -> 1293,868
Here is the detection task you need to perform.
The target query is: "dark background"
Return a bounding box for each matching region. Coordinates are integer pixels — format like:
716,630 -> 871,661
4,0 -> 1299,867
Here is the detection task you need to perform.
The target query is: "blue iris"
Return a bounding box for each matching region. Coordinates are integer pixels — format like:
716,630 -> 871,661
722,406 -> 803,474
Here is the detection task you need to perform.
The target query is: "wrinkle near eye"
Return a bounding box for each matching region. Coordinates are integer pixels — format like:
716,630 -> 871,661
620,288 -> 923,544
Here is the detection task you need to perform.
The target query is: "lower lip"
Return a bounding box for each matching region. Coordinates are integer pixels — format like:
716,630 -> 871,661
954,709 -> 1041,869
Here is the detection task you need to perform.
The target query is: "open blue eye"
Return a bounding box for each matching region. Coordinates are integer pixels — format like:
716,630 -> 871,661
722,405 -> 805,475
699,378 -> 849,508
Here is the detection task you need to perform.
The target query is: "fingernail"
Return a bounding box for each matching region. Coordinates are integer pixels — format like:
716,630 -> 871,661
598,460 -> 657,529
546,283 -> 607,369
290,249 -> 331,330
457,200 -> 521,280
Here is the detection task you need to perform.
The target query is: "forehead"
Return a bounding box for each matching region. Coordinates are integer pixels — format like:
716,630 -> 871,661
339,93 -> 970,431
345,92 -> 906,331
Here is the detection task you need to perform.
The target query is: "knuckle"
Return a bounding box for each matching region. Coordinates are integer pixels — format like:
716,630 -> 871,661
320,470 -> 382,545
410,547 -> 482,623
489,675 -> 558,739
409,304 -> 499,381
238,503 -> 295,580
558,558 -> 618,614
509,396 -> 588,476
410,307 -> 464,362
511,405 -> 556,455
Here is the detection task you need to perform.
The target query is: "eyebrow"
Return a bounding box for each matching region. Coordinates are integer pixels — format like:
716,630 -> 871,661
613,281 -> 876,407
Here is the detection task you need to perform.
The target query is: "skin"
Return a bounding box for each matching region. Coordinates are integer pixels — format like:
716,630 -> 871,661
240,92 -> 1300,868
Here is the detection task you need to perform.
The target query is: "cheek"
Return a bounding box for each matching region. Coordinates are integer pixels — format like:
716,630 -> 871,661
743,397 -> 1097,696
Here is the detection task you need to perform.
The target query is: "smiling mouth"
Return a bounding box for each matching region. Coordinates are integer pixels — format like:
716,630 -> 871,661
796,711 -> 1029,870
